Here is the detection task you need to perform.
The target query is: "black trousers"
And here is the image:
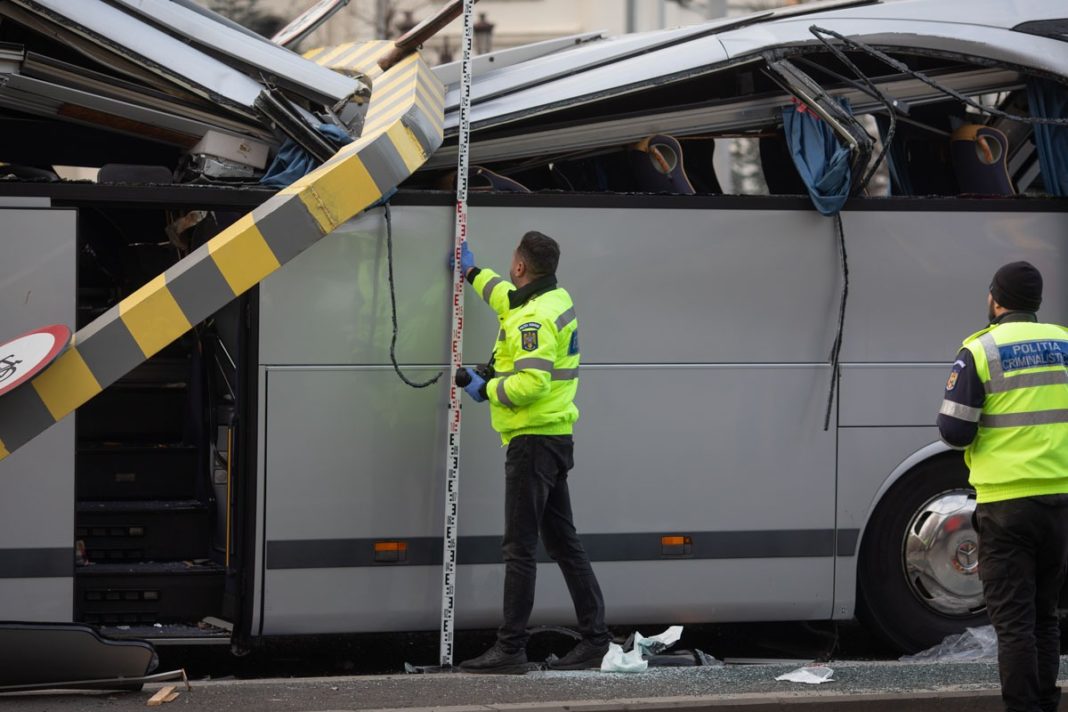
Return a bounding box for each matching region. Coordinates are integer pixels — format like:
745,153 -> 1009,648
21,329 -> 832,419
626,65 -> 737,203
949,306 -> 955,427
497,434 -> 609,651
976,494 -> 1068,712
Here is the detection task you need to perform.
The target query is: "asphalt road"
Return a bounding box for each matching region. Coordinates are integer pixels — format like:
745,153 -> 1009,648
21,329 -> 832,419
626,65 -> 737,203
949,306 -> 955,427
5,659 -> 1063,712
7,621 -> 1063,711
150,620 -> 898,680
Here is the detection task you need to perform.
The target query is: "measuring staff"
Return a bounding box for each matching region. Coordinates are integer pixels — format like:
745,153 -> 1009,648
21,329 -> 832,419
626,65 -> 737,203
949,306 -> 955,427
452,231 -> 610,674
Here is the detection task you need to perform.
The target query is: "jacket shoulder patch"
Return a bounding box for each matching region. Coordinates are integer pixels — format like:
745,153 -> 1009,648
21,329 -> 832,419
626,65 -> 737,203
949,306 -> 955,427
946,359 -> 965,391
519,322 -> 541,352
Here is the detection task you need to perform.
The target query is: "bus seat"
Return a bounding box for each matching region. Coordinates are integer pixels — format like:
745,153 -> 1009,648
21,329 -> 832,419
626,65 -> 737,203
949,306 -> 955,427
950,124 -> 1015,196
471,166 -> 530,193
0,164 -> 59,182
629,134 -> 695,195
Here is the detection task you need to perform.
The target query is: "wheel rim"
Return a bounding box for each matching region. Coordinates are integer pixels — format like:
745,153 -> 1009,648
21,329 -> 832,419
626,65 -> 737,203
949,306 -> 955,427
902,488 -> 985,616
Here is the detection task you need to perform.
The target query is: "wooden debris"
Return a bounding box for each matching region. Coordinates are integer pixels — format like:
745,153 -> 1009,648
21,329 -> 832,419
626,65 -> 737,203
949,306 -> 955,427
146,685 -> 177,706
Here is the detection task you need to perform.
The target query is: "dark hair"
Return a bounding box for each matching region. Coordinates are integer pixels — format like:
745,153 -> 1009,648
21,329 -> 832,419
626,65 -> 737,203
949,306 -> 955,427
517,231 -> 560,277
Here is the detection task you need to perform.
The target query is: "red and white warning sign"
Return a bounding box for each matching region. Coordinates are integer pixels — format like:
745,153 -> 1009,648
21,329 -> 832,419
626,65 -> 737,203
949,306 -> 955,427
0,325 -> 71,398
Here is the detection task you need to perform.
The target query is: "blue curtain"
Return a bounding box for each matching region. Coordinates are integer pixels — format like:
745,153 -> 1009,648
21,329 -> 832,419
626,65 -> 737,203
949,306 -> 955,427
1027,78 -> 1068,197
782,99 -> 853,216
261,123 -> 352,188
874,114 -> 911,197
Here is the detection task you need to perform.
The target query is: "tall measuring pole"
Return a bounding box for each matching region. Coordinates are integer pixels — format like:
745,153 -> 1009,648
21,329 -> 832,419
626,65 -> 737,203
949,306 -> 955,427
440,0 -> 476,670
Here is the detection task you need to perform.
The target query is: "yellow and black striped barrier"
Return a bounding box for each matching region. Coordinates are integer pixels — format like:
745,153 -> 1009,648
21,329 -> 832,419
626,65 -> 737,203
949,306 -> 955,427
0,51 -> 445,463
304,40 -> 396,83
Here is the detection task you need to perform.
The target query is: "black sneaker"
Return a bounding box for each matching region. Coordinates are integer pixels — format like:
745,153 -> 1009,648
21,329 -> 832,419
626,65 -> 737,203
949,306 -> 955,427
547,639 -> 610,670
459,643 -> 529,674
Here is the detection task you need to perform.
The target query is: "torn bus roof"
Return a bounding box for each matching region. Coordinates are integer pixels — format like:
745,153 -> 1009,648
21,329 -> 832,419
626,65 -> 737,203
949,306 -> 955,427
108,0 -> 361,107
437,0 -> 1068,138
0,0 -> 372,168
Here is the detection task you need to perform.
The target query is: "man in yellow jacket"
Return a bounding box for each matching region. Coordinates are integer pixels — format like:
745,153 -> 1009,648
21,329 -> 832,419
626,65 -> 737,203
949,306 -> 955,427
452,231 -> 609,674
937,261 -> 1068,712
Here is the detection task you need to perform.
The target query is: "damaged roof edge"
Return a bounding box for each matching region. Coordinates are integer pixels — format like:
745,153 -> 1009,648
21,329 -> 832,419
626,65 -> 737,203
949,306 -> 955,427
717,19 -> 1068,78
433,31 -> 607,86
437,0 -> 882,112
425,65 -> 1019,169
110,0 -> 365,106
10,0 -> 265,112
441,4 -> 1068,136
0,73 -> 267,150
441,21 -> 766,113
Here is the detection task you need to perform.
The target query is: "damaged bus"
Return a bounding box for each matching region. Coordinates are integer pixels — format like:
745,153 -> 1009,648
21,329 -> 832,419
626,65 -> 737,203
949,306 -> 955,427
0,0 -> 1066,657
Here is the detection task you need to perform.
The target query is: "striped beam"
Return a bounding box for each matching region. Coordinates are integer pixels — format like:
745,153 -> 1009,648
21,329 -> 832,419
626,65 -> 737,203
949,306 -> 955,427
0,52 -> 446,463
305,40 -> 395,84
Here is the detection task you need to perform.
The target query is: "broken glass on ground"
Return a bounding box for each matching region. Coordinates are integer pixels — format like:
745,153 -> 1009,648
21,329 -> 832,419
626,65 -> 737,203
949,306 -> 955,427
899,625 -> 998,663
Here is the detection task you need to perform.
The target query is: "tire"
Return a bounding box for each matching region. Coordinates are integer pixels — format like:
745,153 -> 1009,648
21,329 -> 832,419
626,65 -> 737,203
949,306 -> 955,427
857,453 -> 989,653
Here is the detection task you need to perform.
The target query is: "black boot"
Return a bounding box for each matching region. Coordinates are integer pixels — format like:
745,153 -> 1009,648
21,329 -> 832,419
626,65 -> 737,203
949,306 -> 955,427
459,643 -> 529,674
547,639 -> 610,670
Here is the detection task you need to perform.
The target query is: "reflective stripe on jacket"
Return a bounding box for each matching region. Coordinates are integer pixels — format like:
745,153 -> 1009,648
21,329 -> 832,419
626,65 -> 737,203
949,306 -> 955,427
960,321 -> 1068,503
470,268 -> 579,444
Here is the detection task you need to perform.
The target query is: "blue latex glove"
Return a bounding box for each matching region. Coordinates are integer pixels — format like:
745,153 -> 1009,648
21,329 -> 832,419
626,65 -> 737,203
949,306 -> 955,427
448,241 -> 476,275
456,367 -> 487,402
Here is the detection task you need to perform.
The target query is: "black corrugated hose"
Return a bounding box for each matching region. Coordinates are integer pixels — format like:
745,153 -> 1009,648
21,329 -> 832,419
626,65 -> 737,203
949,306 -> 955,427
385,203 -> 443,388
824,212 -> 849,432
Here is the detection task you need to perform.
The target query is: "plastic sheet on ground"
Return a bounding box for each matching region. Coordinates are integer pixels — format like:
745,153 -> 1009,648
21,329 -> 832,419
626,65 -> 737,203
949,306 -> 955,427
775,665 -> 835,684
634,626 -> 683,656
601,626 -> 684,673
899,625 -> 997,663
601,642 -> 648,673
600,626 -> 721,672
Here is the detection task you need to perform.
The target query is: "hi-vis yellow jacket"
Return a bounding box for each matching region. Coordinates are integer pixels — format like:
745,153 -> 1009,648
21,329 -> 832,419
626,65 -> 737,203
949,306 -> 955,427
469,268 -> 579,444
960,320 -> 1068,503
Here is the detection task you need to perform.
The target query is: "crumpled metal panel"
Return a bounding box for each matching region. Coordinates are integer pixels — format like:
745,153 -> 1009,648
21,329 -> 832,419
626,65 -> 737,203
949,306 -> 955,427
718,17 -> 1068,77
0,622 -> 155,687
441,23 -> 737,116
9,0 -> 265,112
445,32 -> 731,132
440,0 -> 1068,134
110,0 -> 364,106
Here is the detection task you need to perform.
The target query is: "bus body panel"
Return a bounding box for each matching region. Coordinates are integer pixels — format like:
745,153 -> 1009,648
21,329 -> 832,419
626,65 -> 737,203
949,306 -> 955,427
833,428 -> 943,618
257,206 -> 843,366
0,208 -> 77,621
256,203 -> 851,633
255,200 -> 1067,636
839,365 -> 949,426
262,559 -> 834,635
837,209 -> 1068,362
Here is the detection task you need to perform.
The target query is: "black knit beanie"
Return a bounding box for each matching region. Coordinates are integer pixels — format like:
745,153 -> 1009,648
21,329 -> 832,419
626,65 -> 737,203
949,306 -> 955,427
990,261 -> 1042,312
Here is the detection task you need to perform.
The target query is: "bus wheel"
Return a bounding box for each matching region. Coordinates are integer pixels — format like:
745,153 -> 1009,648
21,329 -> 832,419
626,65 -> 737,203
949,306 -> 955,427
857,453 -> 988,653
